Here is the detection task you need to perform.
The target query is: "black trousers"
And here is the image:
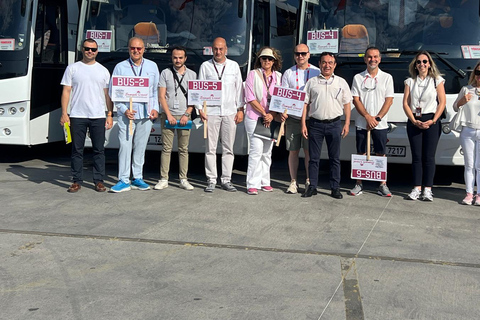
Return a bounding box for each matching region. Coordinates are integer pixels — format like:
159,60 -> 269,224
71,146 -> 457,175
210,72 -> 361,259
406,113 -> 441,187
70,117 -> 106,184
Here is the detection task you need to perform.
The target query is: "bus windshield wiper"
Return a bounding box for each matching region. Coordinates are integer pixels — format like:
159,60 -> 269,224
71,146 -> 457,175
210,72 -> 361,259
397,50 -> 466,78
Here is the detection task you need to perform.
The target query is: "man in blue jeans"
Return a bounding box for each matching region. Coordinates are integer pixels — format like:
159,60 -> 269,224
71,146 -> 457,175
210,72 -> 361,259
301,52 -> 352,199
60,38 -> 113,193
109,37 -> 160,193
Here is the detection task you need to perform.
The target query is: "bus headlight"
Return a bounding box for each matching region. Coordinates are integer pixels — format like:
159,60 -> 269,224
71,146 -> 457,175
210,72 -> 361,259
4,128 -> 11,135
8,107 -> 17,115
0,108 -> 4,116
442,124 -> 451,134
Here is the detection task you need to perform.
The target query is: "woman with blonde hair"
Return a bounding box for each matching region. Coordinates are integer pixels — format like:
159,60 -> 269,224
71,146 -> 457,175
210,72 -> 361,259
403,51 -> 446,201
452,60 -> 480,205
244,46 -> 283,195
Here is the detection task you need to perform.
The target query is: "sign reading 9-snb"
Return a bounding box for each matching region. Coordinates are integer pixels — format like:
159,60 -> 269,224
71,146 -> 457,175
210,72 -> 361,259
187,80 -> 222,105
111,76 -> 149,103
269,86 -> 306,118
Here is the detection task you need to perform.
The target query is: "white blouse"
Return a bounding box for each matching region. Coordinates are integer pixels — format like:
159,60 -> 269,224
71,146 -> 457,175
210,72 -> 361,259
404,76 -> 444,114
452,85 -> 480,130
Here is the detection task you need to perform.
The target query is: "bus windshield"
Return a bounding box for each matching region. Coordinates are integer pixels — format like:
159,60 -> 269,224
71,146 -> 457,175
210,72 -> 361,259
82,0 -> 247,56
0,0 -> 29,52
301,0 -> 480,58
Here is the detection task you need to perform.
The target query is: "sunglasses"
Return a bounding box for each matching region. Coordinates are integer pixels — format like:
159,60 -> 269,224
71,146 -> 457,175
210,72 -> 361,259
260,56 -> 274,61
83,47 -> 98,52
130,47 -> 144,51
294,52 -> 308,57
416,59 -> 429,65
474,70 -> 480,76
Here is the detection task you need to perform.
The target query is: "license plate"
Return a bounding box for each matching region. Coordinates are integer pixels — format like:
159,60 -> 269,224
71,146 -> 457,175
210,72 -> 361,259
148,135 -> 162,145
386,146 -> 406,157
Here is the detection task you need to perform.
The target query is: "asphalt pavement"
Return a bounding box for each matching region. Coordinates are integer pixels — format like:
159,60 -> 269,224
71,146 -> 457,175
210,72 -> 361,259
0,143 -> 478,320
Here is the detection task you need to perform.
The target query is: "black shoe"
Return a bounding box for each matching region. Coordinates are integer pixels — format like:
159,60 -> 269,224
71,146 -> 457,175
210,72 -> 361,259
331,188 -> 343,199
302,186 -> 318,198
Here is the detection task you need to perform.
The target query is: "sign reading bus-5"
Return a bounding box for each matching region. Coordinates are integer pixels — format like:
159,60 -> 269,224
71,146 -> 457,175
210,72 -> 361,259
269,86 -> 306,118
351,154 -> 387,182
111,76 -> 150,103
187,80 -> 222,105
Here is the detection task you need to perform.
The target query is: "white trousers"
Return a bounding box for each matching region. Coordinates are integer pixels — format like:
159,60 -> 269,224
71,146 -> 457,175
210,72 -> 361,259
205,114 -> 236,184
245,116 -> 273,189
460,126 -> 480,193
117,114 -> 153,184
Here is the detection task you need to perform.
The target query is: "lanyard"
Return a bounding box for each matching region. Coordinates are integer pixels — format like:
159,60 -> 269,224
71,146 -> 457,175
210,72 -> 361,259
295,65 -> 310,90
413,76 -> 430,106
262,72 -> 273,92
212,59 -> 226,80
173,71 -> 185,97
129,58 -> 143,76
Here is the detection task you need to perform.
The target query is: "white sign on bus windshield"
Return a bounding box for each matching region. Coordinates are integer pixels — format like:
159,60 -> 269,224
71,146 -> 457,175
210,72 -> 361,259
86,30 -> 112,52
307,29 -> 339,54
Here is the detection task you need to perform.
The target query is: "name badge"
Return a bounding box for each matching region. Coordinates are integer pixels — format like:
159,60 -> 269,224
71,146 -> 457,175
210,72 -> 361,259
173,99 -> 180,109
415,107 -> 422,118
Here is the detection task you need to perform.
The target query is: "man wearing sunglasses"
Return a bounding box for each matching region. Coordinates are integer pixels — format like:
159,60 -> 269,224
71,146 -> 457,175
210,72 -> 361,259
197,37 -> 244,193
349,46 -> 394,197
60,38 -> 113,193
109,37 -> 160,193
281,44 -> 320,194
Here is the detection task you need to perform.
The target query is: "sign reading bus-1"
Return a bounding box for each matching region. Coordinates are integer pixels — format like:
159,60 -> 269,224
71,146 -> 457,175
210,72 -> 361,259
307,29 -> 339,54
86,30 -> 112,52
111,76 -> 150,103
187,80 -> 222,105
351,154 -> 387,182
269,86 -> 306,118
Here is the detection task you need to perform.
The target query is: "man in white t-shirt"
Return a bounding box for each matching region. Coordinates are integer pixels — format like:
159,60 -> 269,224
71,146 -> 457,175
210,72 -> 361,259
60,38 -> 113,193
281,44 -> 320,194
349,46 -> 394,197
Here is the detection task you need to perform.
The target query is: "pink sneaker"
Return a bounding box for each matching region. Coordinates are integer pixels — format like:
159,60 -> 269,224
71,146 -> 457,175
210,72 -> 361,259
247,188 -> 258,195
462,193 -> 474,205
261,186 -> 273,192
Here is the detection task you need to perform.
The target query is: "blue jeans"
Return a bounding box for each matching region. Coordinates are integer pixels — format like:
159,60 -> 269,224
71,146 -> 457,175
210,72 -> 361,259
308,118 -> 342,189
117,114 -> 153,183
70,117 -> 106,184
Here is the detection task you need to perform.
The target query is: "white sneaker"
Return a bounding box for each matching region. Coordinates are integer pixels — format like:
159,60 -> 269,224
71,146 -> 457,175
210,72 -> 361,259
286,180 -> 298,194
154,179 -> 168,190
422,188 -> 433,202
407,188 -> 421,200
180,179 -> 194,191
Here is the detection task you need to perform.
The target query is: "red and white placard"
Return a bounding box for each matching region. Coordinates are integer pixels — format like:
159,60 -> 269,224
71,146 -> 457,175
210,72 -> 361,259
269,86 -> 306,118
351,154 -> 387,182
187,80 -> 222,105
307,29 -> 339,54
111,76 -> 150,103
0,39 -> 15,51
86,30 -> 112,52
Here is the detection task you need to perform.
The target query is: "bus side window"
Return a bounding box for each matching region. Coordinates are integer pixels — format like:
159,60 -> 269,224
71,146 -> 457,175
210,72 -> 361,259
34,0 -> 67,64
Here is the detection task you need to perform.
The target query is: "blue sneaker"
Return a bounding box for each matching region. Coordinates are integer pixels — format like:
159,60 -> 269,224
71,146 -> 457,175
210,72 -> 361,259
131,178 -> 150,191
111,181 -> 131,193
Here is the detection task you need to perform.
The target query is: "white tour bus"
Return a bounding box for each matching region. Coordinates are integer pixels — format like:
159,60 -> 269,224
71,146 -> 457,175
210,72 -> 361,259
78,0 -> 299,155
297,0 -> 480,166
0,0 -> 78,145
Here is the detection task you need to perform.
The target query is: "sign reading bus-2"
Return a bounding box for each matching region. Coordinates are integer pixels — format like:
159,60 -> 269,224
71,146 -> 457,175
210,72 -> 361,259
350,154 -> 387,182
187,80 -> 222,105
269,86 -> 306,118
111,76 -> 150,103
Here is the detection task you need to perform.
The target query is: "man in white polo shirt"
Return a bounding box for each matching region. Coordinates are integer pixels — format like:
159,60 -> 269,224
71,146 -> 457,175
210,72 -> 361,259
281,44 -> 320,194
349,46 -> 394,197
197,37 -> 244,193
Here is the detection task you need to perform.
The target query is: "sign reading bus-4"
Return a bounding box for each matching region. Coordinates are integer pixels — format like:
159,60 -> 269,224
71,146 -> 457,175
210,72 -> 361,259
269,86 -> 306,118
187,80 -> 222,105
111,76 -> 150,103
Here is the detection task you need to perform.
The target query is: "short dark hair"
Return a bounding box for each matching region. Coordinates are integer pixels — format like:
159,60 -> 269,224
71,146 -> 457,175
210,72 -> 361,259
171,46 -> 187,57
365,46 -> 381,56
83,38 -> 98,47
320,52 -> 336,63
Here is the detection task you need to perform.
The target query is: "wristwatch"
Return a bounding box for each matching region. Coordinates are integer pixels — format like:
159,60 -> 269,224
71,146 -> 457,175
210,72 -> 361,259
237,107 -> 244,112
375,116 -> 381,122
183,112 -> 190,117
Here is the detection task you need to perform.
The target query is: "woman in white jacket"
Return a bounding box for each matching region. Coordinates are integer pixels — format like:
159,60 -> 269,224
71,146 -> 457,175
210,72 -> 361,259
244,47 -> 283,195
452,60 -> 480,205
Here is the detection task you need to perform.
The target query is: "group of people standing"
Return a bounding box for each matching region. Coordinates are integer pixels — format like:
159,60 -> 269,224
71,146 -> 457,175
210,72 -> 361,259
59,36 -> 480,205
